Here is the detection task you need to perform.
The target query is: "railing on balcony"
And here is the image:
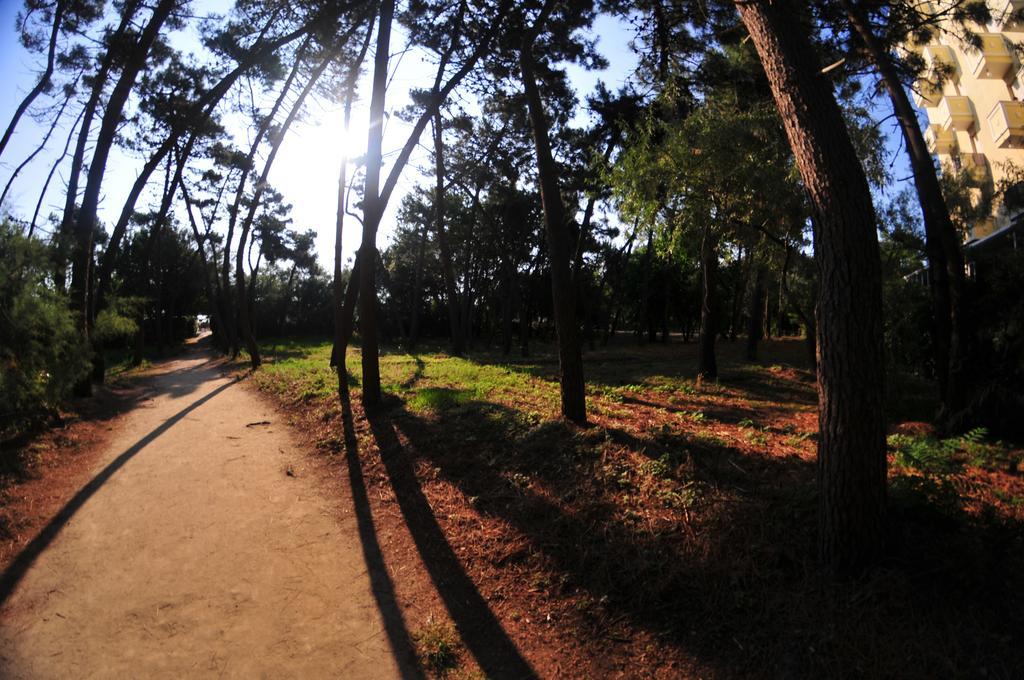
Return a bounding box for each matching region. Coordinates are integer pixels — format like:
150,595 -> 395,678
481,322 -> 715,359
988,100 -> 1024,147
925,124 -> 958,154
938,95 -> 975,131
967,33 -> 1014,79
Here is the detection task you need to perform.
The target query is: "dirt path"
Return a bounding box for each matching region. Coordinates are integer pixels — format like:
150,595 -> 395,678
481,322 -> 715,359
0,347 -> 404,678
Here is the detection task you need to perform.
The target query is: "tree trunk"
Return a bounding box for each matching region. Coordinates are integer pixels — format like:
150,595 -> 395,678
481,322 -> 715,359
332,21 -> 373,393
223,38 -> 310,315
520,36 -> 586,424
841,0 -> 968,425
235,45 -> 338,369
1,81 -> 75,207
433,113 -> 465,356
0,0 -> 66,163
181,180 -> 229,352
408,220 -> 429,349
745,258 -> 766,361
330,16 -> 374,374
736,0 -> 887,573
30,103 -> 85,237
697,225 -> 718,381
356,0 -> 396,408
501,257 -> 515,355
57,0 -> 141,290
70,0 -> 177,344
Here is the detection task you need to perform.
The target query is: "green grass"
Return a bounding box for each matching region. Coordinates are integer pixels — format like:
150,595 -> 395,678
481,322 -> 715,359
412,618 -> 462,677
255,338 -> 555,415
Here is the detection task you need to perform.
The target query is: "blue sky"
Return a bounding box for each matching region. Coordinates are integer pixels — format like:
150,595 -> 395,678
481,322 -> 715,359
0,2 -> 912,268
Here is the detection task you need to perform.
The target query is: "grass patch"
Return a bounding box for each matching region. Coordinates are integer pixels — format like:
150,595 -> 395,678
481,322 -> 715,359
412,618 -> 462,677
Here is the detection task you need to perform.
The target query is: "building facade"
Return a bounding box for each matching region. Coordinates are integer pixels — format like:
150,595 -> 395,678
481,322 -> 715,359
909,1 -> 1024,245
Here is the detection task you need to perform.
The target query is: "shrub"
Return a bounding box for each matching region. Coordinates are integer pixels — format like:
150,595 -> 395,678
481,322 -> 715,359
0,221 -> 90,439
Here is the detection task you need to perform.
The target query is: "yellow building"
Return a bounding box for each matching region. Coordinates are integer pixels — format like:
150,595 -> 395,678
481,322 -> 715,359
910,1 -> 1024,246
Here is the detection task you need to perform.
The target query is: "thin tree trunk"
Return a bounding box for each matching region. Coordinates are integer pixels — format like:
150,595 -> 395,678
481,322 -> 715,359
278,264 -> 297,334
1,80 -> 75,206
56,0 -> 141,290
356,0 -> 396,408
433,113 -> 465,355
640,227 -> 655,342
236,46 -> 338,370
728,246 -> 745,342
29,103 -> 85,237
223,38 -> 311,320
331,12 -> 374,383
501,257 -> 515,355
745,257 -> 766,361
408,220 -> 429,349
602,225 -> 636,346
520,18 -> 586,424
0,0 -> 66,162
841,0 -> 968,425
736,0 -> 887,573
70,0 -> 177,348
697,225 -> 718,381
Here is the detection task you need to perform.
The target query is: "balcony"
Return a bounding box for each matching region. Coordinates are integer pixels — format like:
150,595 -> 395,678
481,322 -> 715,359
913,79 -> 943,108
912,45 -> 959,108
1013,65 -> 1024,100
967,33 -> 1014,79
988,100 -> 1024,147
938,95 -> 975,131
959,152 -> 990,185
989,0 -> 1024,29
925,124 -> 958,154
923,45 -> 959,83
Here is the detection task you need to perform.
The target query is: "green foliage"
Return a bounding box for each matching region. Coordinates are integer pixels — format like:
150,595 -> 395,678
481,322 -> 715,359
413,619 -> 461,677
876,190 -> 933,377
93,296 -> 144,344
888,433 -> 962,476
887,427 -> 1010,476
0,222 -> 90,437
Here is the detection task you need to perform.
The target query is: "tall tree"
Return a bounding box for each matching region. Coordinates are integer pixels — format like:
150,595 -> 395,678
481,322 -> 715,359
432,112 -> 465,355
735,0 -> 887,572
69,0 -> 179,353
519,5 -> 587,423
352,0 -> 511,408
836,0 -> 969,427
0,0 -> 99,161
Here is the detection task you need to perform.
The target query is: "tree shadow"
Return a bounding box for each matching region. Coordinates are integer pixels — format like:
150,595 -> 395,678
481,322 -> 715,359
361,395 -> 1024,678
337,385 -> 425,680
359,402 -> 539,679
0,378 -> 238,606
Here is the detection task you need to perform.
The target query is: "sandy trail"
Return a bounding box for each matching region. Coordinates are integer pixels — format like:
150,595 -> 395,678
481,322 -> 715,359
0,346 -> 402,678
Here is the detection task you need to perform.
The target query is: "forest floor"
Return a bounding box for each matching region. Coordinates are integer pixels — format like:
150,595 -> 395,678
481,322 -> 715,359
249,335 -> 1024,679
0,336 -> 1021,678
0,338 -> 409,678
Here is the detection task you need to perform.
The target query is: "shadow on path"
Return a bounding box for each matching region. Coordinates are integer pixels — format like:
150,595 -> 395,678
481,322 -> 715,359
0,377 -> 236,607
338,385 -> 425,680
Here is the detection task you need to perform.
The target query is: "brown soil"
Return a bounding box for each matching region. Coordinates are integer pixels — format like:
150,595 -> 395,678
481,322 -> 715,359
252,339 -> 1024,679
0,344 -> 409,678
